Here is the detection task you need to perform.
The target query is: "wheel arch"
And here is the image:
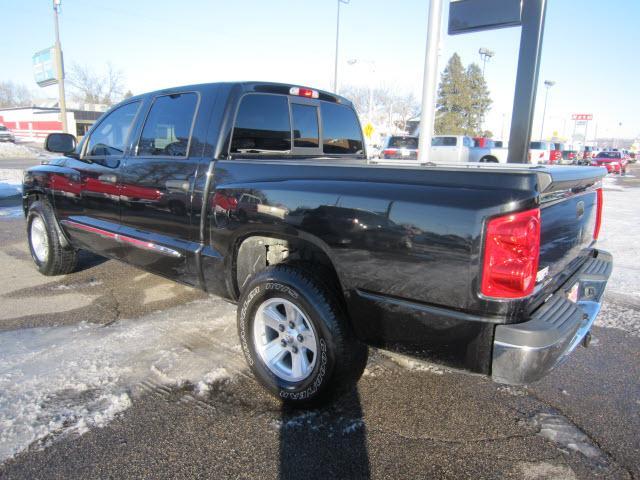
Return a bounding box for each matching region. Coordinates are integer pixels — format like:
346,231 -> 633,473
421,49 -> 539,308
231,232 -> 346,306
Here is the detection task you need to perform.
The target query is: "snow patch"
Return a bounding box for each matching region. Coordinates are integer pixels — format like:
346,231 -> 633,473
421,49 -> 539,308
0,297 -> 239,462
518,461 -> 577,480
531,412 -> 605,461
382,351 -> 446,375
0,169 -> 23,199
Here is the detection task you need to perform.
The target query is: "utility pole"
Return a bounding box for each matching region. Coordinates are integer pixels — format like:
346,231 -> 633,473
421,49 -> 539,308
53,0 -> 68,133
417,0 -> 443,164
333,0 -> 349,94
539,79 -> 555,140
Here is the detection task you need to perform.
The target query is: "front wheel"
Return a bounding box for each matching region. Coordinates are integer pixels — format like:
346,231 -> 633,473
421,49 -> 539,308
27,200 -> 78,276
237,265 -> 367,405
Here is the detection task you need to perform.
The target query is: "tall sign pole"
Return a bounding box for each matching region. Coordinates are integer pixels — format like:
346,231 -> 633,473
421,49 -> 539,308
53,0 -> 68,133
448,0 -> 541,164
506,0 -> 547,162
417,0 -> 443,164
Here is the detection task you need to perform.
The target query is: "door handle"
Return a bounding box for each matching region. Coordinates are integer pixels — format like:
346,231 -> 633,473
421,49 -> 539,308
98,174 -> 117,184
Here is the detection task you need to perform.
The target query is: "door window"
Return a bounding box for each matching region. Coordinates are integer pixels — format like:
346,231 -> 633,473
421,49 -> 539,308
137,93 -> 198,157
85,101 -> 141,158
231,94 -> 291,154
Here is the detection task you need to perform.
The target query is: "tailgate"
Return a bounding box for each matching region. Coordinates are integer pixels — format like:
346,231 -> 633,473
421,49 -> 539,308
529,167 -> 604,311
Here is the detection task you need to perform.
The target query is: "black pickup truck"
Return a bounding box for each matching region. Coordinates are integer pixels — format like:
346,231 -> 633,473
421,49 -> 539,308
23,82 -> 612,404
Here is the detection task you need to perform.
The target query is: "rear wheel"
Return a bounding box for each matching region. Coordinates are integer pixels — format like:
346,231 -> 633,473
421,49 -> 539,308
27,200 -> 78,276
237,265 -> 367,405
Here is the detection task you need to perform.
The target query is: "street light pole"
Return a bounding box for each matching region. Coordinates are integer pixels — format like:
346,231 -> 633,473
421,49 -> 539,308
478,48 -> 494,77
539,79 -> 555,140
333,0 -> 349,94
53,0 -> 68,133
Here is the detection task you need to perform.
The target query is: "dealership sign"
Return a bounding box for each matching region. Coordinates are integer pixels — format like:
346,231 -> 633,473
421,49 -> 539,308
571,114 -> 593,121
33,47 -> 58,87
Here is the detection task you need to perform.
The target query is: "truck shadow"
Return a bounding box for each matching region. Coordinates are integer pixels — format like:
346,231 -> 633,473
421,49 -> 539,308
279,388 -> 370,479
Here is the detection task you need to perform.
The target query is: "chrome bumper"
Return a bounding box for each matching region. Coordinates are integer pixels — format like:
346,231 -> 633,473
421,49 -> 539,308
491,250 -> 612,385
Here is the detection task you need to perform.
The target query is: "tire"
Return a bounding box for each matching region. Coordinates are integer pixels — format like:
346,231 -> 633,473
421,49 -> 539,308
237,265 -> 368,406
27,200 -> 78,276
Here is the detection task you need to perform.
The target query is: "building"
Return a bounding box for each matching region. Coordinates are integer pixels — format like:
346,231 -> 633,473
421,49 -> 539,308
0,102 -> 106,142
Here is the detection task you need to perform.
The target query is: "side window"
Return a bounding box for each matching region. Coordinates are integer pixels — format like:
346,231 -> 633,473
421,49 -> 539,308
291,104 -> 319,148
85,101 -> 140,158
231,94 -> 291,154
321,103 -> 363,154
137,93 -> 198,157
432,136 -> 457,147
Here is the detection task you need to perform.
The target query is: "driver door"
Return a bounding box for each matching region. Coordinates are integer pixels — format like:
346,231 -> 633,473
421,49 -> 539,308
55,100 -> 142,256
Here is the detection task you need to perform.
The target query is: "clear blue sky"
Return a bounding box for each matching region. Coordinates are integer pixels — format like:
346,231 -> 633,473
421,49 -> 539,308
4,0 -> 639,140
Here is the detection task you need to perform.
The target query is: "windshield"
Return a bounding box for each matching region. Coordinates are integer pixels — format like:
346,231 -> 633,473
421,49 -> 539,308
597,151 -> 621,159
0,126 -> 7,131
388,136 -> 418,149
530,142 -> 547,149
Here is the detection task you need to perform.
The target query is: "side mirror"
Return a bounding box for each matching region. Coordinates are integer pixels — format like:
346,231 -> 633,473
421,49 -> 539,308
45,133 -> 77,154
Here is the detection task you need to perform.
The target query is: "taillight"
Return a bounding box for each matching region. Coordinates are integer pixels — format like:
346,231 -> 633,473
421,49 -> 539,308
593,188 -> 603,240
382,148 -> 397,156
289,87 -> 319,99
481,208 -> 541,299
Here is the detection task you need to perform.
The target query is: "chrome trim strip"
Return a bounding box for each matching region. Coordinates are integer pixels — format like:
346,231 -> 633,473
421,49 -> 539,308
62,220 -> 182,258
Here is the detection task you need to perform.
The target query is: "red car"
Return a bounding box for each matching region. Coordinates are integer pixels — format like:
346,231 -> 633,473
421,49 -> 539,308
591,151 -> 627,174
549,143 -> 564,164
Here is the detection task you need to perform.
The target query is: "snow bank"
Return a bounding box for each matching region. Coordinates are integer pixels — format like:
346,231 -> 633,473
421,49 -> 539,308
0,142 -> 41,159
0,297 -> 240,462
0,169 -> 22,199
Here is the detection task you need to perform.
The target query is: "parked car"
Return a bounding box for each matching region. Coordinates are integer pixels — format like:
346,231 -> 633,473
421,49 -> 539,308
591,150 -> 627,174
24,81 -> 611,405
430,135 -> 507,163
549,143 -> 564,164
560,149 -> 578,164
582,146 -> 598,163
379,135 -> 419,160
0,125 -> 16,142
528,141 -> 551,164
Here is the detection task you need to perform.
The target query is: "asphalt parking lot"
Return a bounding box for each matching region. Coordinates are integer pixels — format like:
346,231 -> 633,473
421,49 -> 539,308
0,162 -> 638,479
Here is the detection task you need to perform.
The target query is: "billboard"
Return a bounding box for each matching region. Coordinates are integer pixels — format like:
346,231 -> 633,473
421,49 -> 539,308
33,47 -> 58,87
571,114 -> 593,121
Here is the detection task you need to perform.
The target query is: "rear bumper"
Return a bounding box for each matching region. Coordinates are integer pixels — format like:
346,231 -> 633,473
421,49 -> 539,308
491,250 -> 612,385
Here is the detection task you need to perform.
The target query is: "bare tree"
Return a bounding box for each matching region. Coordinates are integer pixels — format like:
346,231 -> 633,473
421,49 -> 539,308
0,81 -> 32,108
340,84 -> 420,133
66,62 -> 126,106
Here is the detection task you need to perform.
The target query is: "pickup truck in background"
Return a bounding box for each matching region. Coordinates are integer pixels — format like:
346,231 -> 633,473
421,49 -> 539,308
529,141 -> 552,164
23,82 -> 612,405
429,135 -> 508,163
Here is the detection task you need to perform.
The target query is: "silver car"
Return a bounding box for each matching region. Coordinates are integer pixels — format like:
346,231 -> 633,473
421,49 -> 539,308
0,125 -> 16,142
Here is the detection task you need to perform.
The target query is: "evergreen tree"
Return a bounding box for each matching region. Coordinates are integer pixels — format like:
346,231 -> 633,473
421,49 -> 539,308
434,53 -> 468,135
434,54 -> 493,136
466,63 -> 492,134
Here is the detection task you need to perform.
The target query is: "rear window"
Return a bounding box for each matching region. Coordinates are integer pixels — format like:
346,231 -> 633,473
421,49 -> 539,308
530,142 -> 548,149
432,136 -> 457,147
597,151 -> 621,159
388,136 -> 418,149
0,126 -> 7,131
291,104 -> 319,148
231,94 -> 291,153
321,103 -> 363,154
